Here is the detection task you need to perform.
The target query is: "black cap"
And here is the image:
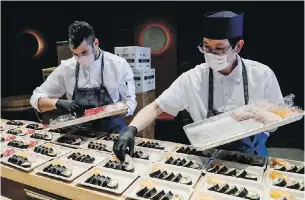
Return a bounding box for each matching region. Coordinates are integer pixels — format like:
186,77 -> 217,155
203,11 -> 244,39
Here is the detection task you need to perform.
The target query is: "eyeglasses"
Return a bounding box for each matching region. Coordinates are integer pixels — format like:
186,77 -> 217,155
198,42 -> 233,56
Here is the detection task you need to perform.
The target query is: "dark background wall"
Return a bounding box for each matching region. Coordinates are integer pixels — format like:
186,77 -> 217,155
1,1 -> 304,149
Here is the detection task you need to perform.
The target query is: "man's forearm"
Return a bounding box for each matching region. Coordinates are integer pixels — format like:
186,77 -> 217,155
38,97 -> 59,112
130,101 -> 163,132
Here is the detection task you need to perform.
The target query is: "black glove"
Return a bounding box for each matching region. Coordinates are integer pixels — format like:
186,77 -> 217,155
56,100 -> 88,117
113,126 -> 137,162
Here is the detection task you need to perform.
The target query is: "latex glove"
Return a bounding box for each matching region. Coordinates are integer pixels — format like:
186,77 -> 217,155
56,100 -> 88,117
113,126 -> 137,162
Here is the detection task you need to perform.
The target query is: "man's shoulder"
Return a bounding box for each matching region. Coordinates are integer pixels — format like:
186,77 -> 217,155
181,63 -> 210,81
104,51 -> 128,65
242,57 -> 274,77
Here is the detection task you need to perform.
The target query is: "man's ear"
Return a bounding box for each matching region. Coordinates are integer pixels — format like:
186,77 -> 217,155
235,40 -> 244,53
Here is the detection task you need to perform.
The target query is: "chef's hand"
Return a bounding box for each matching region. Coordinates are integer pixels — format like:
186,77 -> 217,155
56,100 -> 88,117
113,126 -> 137,162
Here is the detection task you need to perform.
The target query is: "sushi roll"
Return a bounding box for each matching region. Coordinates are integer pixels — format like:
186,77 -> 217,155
251,159 -> 264,167
244,174 -> 258,181
161,191 -> 173,200
183,147 -> 191,154
216,165 -> 228,175
274,164 -> 286,171
149,169 -> 162,178
236,169 -> 248,178
136,186 -> 149,197
61,167 -> 72,177
133,151 -> 149,160
172,158 -> 181,165
179,176 -> 192,185
172,173 -> 182,183
286,165 -> 298,173
223,152 -> 238,161
245,192 -> 260,200
190,163 -> 202,170
200,150 -> 212,157
137,141 -> 145,147
207,165 -> 220,173
235,187 -> 248,198
157,171 -> 168,179
163,172 -> 175,181
143,188 -> 157,199
154,143 -> 165,150
224,185 -> 238,195
85,174 -> 96,183
224,168 -> 237,176
237,155 -> 253,165
208,183 -> 220,191
165,157 -> 175,164
299,181 -> 304,191
122,162 -> 135,172
96,175 -> 106,186
297,166 -> 304,174
151,190 -> 166,200
176,147 -> 185,153
272,177 -> 287,187
217,183 -> 229,193
177,159 -> 188,166
286,180 -> 300,190
188,149 -> 197,155
101,176 -> 111,187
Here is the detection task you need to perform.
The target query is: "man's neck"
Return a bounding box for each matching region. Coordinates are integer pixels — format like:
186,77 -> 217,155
219,55 -> 238,76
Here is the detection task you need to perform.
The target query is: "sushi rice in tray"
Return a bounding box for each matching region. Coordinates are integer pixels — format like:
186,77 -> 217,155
144,163 -> 202,188
203,159 -> 264,182
268,157 -> 304,175
201,173 -> 267,200
2,150 -> 52,172
76,167 -> 138,194
159,152 -> 209,171
265,170 -> 304,192
124,177 -> 194,200
36,158 -> 92,182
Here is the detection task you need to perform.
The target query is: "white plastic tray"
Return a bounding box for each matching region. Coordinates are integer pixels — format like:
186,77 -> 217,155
268,186 -> 305,200
200,173 -> 267,199
2,150 -> 53,172
27,130 -> 61,142
80,139 -> 114,154
264,169 -> 305,193
99,156 -> 151,176
158,152 -> 209,171
124,177 -> 194,200
143,162 -> 202,188
62,149 -> 111,167
54,134 -> 89,149
213,150 -> 267,168
45,102 -> 128,130
190,191 -> 242,200
32,143 -> 72,158
76,166 -> 138,194
171,144 -> 218,158
133,146 -> 165,163
35,158 -> 92,182
203,159 -> 264,182
6,138 -> 45,150
184,110 -> 304,151
267,157 -> 305,175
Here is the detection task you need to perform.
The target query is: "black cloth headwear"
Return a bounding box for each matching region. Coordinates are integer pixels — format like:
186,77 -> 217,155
203,11 -> 244,39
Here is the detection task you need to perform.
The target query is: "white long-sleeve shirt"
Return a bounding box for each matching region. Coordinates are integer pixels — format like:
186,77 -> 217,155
30,50 -> 137,116
156,55 -> 284,122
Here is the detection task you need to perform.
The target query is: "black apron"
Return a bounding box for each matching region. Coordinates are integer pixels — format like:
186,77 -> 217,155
72,50 -> 127,134
206,59 -> 268,156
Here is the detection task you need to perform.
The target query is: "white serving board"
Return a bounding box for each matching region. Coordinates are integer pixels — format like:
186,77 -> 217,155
143,162 -> 202,188
267,157 -> 305,175
62,149 -> 111,167
2,150 -> 53,172
171,144 -> 218,158
80,139 -> 114,154
32,143 -> 72,158
76,166 -> 138,194
184,109 -> 304,151
200,173 -> 267,200
190,191 -> 242,200
203,159 -> 264,182
158,152 -> 209,171
35,158 -> 92,182
124,177 -> 194,200
6,138 -> 45,150
268,186 -> 305,200
133,146 -> 165,163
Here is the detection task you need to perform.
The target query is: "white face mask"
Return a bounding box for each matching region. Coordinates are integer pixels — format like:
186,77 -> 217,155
75,53 -> 95,67
204,52 -> 231,71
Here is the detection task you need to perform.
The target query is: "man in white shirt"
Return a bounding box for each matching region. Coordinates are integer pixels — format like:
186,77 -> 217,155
30,21 -> 137,133
113,11 -> 284,161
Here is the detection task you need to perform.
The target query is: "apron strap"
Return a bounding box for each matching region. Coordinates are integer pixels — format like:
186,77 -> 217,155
241,59 -> 249,105
100,50 -> 105,85
208,68 -> 214,111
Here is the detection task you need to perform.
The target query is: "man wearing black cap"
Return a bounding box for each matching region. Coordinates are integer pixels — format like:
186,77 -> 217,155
113,11 -> 284,161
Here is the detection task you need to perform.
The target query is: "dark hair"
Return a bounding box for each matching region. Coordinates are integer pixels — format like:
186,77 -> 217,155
68,21 -> 95,49
228,36 -> 243,48
206,11 -> 238,18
